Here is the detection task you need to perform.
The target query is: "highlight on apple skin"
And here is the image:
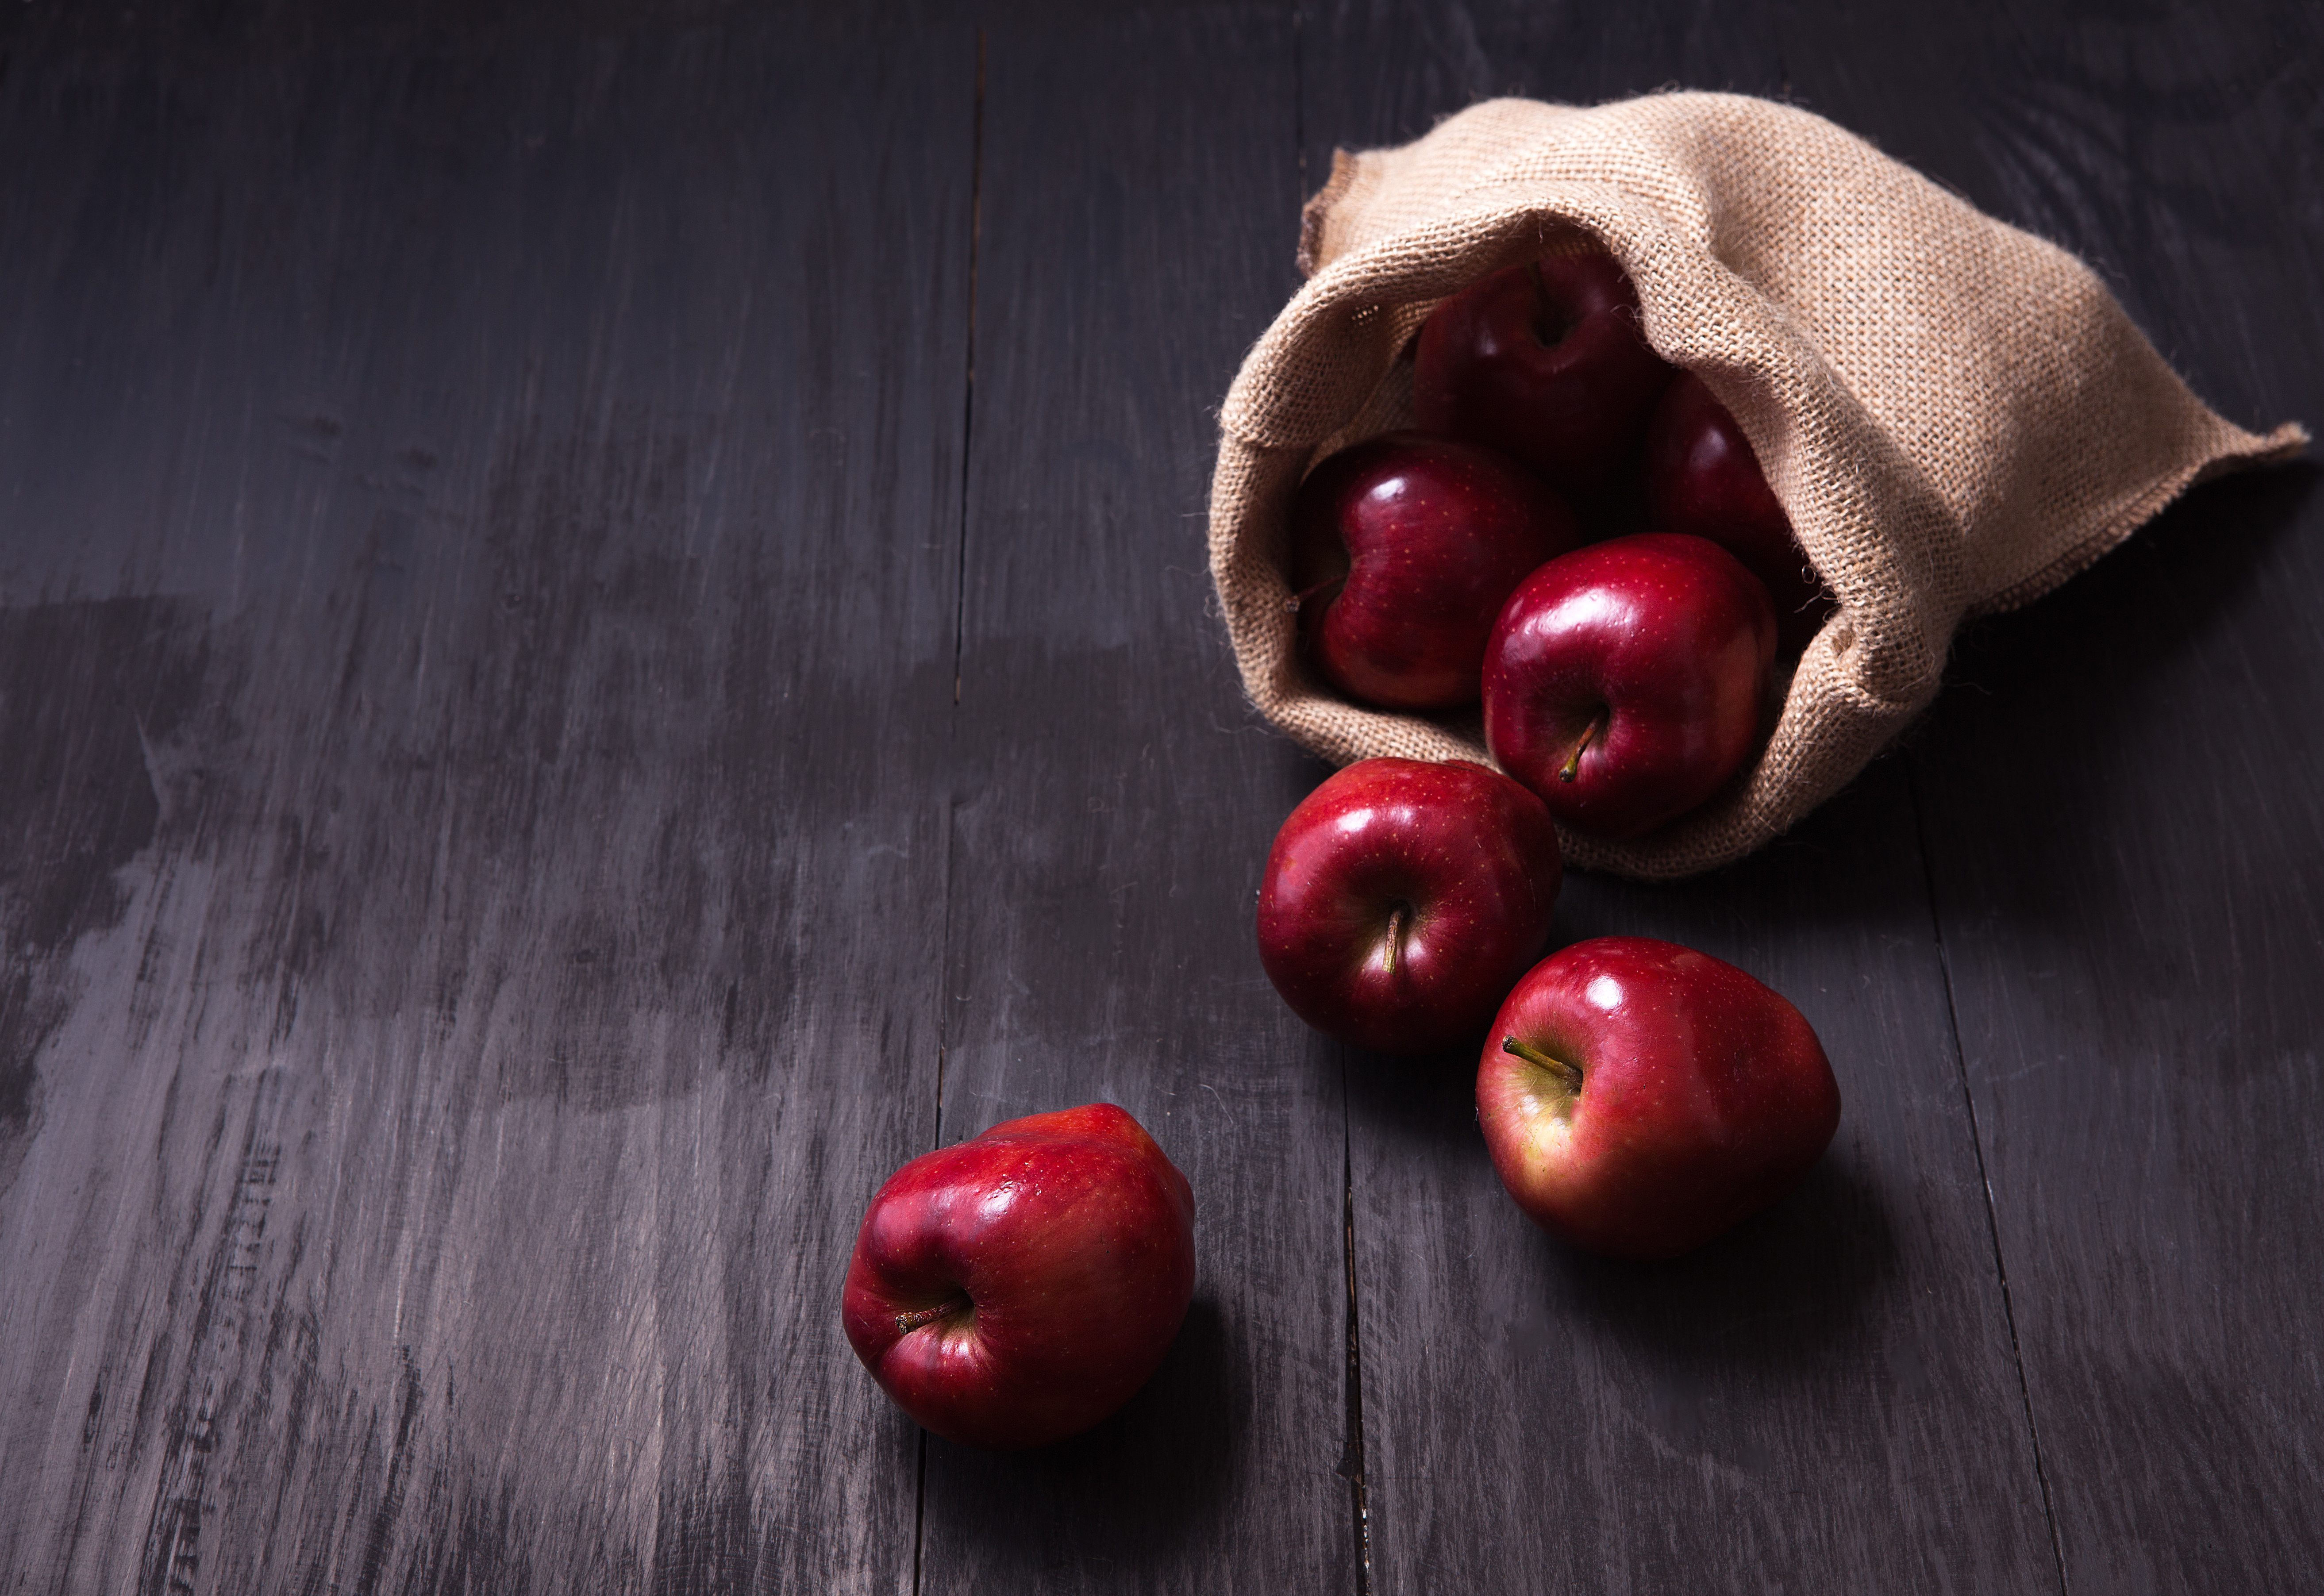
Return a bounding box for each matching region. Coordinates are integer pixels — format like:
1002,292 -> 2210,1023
1289,431 -> 1583,711
1482,532 -> 1778,842
1477,936 -> 1841,1260
1413,250 -> 1678,492
1257,757 -> 1562,1056
841,1103 -> 1197,1450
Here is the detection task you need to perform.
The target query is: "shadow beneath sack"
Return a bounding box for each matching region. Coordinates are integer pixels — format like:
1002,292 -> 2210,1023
1901,460 -> 2321,1086
1908,459 -> 2316,920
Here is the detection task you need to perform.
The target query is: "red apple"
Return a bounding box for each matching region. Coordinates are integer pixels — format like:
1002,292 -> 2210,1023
841,1103 -> 1196,1450
1414,251 -> 1678,493
1482,532 -> 1776,841
1478,937 -> 1840,1260
1291,431 -> 1583,710
1258,757 -> 1562,1055
1641,372 -> 1834,653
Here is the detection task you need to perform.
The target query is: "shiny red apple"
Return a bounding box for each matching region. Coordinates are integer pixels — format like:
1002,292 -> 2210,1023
1641,371 -> 1834,653
1257,757 -> 1562,1055
1414,250 -> 1678,493
1289,431 -> 1582,710
1483,532 -> 1776,841
1477,937 -> 1841,1260
841,1103 -> 1196,1450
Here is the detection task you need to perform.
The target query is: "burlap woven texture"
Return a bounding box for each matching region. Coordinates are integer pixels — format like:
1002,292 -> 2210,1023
1209,93 -> 2306,880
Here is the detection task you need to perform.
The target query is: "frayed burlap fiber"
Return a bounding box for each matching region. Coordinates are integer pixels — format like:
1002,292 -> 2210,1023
1209,93 -> 2306,879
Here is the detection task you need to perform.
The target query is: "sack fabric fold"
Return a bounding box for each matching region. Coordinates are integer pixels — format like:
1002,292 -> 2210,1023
1209,93 -> 2306,879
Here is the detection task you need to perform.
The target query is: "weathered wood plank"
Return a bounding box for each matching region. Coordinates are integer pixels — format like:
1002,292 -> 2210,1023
912,5 -> 1362,1592
1779,3 -> 2324,1586
0,9 -> 973,1591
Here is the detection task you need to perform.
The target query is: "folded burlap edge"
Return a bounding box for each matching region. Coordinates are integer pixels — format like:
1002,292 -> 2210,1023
1211,117 -> 2307,881
1970,423 -> 2308,617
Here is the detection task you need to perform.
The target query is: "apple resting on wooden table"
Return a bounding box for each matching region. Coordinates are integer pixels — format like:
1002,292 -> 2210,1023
842,1103 -> 1197,1450
1477,937 -> 1841,1260
1257,757 -> 1562,1055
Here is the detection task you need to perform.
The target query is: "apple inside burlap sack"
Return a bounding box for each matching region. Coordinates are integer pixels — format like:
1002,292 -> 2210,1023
1209,93 -> 2307,880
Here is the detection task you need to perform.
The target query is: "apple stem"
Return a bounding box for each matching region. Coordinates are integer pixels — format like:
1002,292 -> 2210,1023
1385,903 -> 1410,975
893,1295 -> 971,1335
1558,713 -> 1606,783
1284,580 -> 1332,614
1502,1034 -> 1583,1093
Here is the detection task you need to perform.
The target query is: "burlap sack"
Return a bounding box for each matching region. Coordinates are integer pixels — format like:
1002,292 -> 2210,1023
1210,93 -> 2306,879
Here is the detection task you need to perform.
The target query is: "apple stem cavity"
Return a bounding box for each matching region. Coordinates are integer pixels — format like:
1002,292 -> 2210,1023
893,1294 -> 973,1336
1558,711 -> 1608,783
1527,259 -> 1575,347
1502,1034 -> 1583,1093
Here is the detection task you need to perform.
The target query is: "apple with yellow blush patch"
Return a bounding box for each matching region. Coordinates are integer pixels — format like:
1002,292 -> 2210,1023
1476,936 -> 1840,1260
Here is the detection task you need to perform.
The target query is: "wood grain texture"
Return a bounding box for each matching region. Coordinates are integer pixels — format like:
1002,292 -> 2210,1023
1304,4 -> 2063,1589
1778,3 -> 2324,1589
0,7 -> 973,1591
2,1 -> 2317,1591
914,7 -> 1361,1592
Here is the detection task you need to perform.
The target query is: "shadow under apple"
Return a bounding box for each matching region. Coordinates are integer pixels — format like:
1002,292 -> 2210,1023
1338,1031 -> 1483,1155
1543,1138 -> 1896,1365
1533,1139 -> 1900,1468
915,1293 -> 1245,1573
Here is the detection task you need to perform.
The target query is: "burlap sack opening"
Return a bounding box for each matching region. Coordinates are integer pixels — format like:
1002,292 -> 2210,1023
1209,93 -> 2306,880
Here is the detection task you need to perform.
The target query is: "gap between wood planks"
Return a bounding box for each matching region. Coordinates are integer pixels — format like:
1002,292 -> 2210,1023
1291,14 -> 1374,1585
917,25 -> 985,1596
1903,748 -> 2069,1596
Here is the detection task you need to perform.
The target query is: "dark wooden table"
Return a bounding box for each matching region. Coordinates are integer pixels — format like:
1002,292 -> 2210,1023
3,4 -> 2319,1591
